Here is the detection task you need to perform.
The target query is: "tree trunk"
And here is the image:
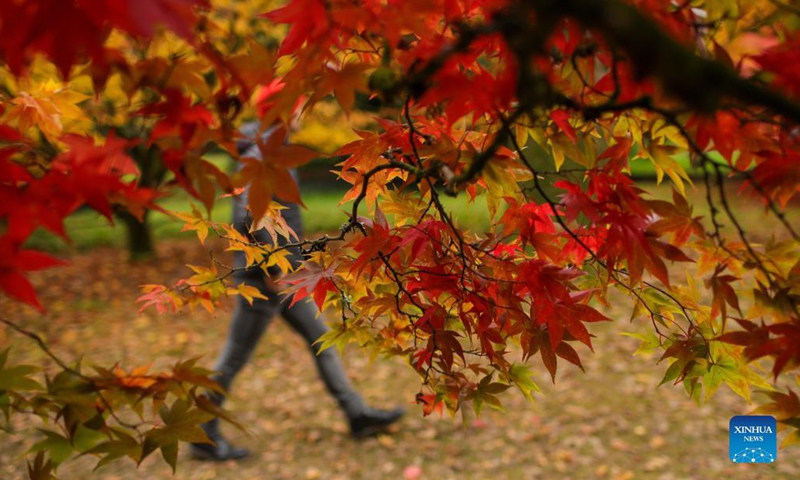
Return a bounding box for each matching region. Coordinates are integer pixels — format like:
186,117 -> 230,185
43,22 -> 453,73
115,144 -> 165,261
118,210 -> 154,261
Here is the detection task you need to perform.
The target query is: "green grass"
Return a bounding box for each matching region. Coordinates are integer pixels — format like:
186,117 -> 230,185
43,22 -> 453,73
49,147 -> 715,252
24,195 -> 233,252
23,189 -> 495,253
23,167 -> 774,255
627,150 -> 729,178
301,190 -> 495,233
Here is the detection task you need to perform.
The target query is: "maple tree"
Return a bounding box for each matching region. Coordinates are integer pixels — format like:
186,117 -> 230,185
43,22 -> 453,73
2,0 -> 800,476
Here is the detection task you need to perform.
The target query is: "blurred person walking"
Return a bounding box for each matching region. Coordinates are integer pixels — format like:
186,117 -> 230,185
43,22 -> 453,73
190,104 -> 404,461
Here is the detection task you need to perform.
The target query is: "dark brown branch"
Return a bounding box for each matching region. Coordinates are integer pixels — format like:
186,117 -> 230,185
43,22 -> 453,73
498,116 -> 700,344
767,0 -> 800,16
524,0 -> 800,123
0,316 -> 142,431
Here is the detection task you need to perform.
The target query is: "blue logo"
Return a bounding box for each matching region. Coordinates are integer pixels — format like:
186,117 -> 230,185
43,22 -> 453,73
729,415 -> 777,463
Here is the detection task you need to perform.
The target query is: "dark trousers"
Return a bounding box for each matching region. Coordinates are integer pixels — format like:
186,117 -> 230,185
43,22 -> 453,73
211,197 -> 366,417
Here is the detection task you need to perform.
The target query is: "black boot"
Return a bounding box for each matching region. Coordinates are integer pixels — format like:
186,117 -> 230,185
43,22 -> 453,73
349,406 -> 406,439
189,418 -> 249,461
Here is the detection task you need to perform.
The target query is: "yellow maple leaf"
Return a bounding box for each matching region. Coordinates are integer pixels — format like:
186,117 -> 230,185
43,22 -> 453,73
174,205 -> 212,245
248,200 -> 298,243
6,79 -> 90,138
226,284 -> 269,306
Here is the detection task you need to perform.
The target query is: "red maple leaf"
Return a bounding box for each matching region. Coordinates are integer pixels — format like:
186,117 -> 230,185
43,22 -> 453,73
753,36 -> 800,98
746,321 -> 800,379
555,180 -> 602,223
550,109 -> 577,143
281,260 -> 339,310
350,207 -> 400,276
261,0 -> 331,56
0,0 -> 207,76
746,150 -> 800,208
51,134 -> 141,220
0,236 -> 67,311
597,137 -> 632,174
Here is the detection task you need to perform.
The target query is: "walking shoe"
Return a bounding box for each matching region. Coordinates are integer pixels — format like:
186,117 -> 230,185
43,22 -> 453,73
349,406 -> 405,439
189,434 -> 249,461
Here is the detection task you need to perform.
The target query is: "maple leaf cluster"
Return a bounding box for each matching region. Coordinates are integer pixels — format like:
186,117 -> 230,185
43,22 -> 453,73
255,0 -> 800,438
2,0 -> 800,475
0,0 -> 311,475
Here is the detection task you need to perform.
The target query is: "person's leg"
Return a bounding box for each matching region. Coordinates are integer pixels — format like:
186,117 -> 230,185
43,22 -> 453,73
279,297 -> 368,417
191,265 -> 278,460
210,191 -> 283,400
192,196 -> 282,460
273,202 -> 404,435
212,269 -> 279,393
212,190 -> 288,392
267,201 -> 367,416
280,295 -> 405,438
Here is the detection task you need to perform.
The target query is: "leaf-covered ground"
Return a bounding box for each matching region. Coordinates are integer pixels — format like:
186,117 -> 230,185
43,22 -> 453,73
3,192 -> 800,479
